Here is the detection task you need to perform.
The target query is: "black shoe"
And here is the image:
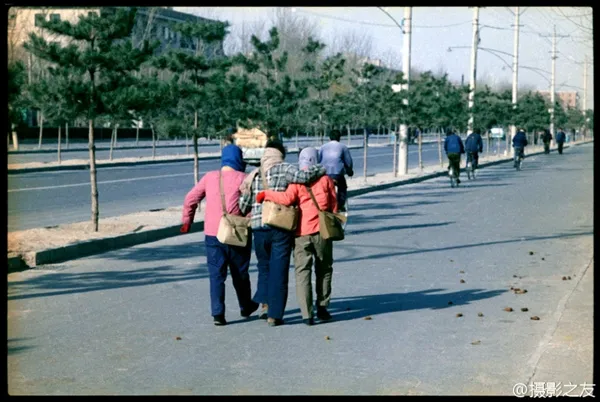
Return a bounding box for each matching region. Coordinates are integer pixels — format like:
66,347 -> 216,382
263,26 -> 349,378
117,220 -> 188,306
267,318 -> 284,327
213,315 -> 227,326
303,318 -> 314,326
258,304 -> 268,320
316,307 -> 332,321
241,301 -> 259,318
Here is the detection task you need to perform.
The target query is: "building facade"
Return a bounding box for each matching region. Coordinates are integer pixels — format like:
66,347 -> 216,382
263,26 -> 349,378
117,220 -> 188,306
537,90 -> 580,109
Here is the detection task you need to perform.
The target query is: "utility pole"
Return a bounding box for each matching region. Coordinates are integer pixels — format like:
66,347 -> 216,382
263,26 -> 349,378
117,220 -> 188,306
467,7 -> 479,135
509,7 -> 520,157
583,54 -> 588,138
397,6 -> 412,176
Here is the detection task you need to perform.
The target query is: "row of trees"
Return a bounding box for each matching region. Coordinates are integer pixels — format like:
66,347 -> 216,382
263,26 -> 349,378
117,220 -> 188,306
7,7 -> 593,231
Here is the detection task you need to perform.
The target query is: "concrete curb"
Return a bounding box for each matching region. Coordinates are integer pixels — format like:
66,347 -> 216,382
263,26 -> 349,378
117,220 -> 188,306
7,140 -> 592,272
7,145 -> 364,174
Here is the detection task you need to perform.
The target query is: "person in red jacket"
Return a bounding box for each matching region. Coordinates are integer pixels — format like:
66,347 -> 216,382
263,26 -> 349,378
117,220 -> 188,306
256,147 -> 338,326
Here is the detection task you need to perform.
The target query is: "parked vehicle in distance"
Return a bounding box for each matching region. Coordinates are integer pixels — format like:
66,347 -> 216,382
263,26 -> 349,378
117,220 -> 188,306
232,127 -> 269,166
490,127 -> 505,140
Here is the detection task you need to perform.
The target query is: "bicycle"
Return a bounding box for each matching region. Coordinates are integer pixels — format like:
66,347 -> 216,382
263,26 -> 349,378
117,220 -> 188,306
449,167 -> 459,188
465,152 -> 477,180
513,147 -> 524,171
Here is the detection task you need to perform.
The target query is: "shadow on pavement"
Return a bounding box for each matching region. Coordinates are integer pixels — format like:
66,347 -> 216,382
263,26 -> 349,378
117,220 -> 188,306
346,221 -> 454,236
349,211 -> 421,225
350,200 -> 443,212
336,230 -> 593,263
282,287 -> 508,324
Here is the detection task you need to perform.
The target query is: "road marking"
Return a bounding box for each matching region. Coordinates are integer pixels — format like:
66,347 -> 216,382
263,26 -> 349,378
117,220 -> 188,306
8,172 -> 197,193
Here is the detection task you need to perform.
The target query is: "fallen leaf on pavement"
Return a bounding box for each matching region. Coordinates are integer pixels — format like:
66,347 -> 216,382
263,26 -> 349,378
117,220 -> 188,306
562,276 -> 567,280
513,275 -> 518,278
175,337 -> 182,341
478,312 -> 484,317
325,336 -> 331,340
567,276 -> 572,280
504,307 -> 513,312
460,279 -> 465,283
529,251 -> 534,255
456,313 -> 463,317
450,259 -> 454,262
459,270 -> 465,273
514,289 -> 528,294
521,308 -> 529,312
541,257 -> 545,261
363,316 -> 372,320
530,316 -> 540,320
471,340 -> 481,345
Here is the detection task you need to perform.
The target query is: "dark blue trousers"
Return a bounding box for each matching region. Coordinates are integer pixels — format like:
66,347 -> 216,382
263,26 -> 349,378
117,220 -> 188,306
252,227 -> 295,320
205,235 -> 253,317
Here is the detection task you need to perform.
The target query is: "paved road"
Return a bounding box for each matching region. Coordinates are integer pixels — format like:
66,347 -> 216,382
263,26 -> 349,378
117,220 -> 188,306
8,141 -> 510,231
7,142 -> 593,395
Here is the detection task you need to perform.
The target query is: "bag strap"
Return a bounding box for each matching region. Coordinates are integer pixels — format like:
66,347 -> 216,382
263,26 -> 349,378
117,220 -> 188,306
305,185 -> 322,212
219,171 -> 228,216
260,165 -> 270,190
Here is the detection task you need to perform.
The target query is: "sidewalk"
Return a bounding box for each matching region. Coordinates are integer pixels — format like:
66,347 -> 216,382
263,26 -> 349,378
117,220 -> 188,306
6,140 -> 593,272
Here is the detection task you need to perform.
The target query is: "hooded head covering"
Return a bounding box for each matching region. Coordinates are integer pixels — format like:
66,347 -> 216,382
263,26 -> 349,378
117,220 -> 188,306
299,147 -> 318,170
221,144 -> 245,172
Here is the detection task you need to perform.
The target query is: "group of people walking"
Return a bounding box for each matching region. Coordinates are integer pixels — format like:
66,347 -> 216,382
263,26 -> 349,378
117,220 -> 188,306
181,130 -> 353,327
442,126 -> 568,181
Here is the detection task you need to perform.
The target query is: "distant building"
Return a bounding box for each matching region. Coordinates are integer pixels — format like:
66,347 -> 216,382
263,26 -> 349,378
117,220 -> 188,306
537,90 -> 580,109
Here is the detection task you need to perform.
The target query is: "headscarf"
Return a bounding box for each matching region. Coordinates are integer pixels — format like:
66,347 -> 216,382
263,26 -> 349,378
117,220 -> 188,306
221,144 -> 245,172
299,147 -> 318,170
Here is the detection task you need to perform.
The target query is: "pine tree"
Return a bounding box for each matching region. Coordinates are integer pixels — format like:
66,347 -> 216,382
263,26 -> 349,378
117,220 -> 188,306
24,7 -> 156,231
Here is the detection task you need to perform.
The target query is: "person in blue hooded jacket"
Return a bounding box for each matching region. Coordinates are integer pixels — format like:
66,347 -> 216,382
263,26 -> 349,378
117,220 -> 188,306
444,128 -> 465,183
464,128 -> 484,171
555,128 -> 566,154
512,128 -> 529,167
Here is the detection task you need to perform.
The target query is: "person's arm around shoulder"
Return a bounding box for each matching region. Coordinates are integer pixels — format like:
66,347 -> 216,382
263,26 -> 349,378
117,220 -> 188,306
285,162 -> 326,184
238,175 -> 256,216
181,173 -> 207,233
260,183 -> 300,206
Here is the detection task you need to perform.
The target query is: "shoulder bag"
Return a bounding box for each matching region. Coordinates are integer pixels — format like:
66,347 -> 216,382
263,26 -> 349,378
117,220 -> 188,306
260,166 -> 299,231
305,185 -> 345,241
216,171 -> 251,247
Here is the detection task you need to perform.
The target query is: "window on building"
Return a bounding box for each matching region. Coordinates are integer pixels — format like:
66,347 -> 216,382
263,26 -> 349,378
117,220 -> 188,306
34,13 -> 45,27
88,11 -> 97,18
50,14 -> 61,22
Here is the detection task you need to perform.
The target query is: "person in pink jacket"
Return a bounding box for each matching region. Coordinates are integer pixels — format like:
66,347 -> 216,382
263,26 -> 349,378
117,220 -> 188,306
256,147 -> 338,326
180,144 -> 259,326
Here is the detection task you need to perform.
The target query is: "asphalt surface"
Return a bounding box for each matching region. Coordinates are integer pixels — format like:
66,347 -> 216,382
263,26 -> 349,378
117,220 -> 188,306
7,140 -> 510,232
7,142 -> 593,395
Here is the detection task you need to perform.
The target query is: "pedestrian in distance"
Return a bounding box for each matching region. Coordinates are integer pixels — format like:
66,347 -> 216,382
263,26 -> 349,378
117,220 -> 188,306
555,128 -> 566,154
239,140 -> 326,327
512,127 -> 529,167
541,129 -> 552,154
444,128 -> 465,184
180,144 -> 259,326
318,129 -> 353,212
464,128 -> 484,172
256,147 -> 338,326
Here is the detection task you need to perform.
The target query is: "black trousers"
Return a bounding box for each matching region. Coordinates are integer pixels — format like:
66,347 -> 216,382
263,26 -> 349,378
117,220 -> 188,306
447,153 -> 461,177
557,142 -> 564,154
543,142 -> 550,154
466,152 -> 479,169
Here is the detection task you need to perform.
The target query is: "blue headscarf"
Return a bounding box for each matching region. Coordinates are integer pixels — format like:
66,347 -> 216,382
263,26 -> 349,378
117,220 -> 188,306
299,147 -> 318,170
221,144 -> 246,172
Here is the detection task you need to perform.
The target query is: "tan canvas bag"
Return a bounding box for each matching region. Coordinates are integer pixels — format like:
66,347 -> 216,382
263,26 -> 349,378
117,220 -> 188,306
216,172 -> 250,247
305,185 -> 346,241
260,166 -> 299,231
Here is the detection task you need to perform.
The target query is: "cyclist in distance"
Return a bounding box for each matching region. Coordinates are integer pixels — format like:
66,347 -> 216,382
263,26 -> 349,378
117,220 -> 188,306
512,127 -> 529,167
464,128 -> 484,173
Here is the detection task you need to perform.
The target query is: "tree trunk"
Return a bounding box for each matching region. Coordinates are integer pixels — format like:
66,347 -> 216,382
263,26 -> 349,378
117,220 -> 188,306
38,110 -> 44,149
438,129 -> 443,168
486,130 -> 490,155
136,124 -> 139,146
193,132 -> 199,184
347,124 -> 351,146
295,130 -> 299,150
418,128 -> 423,171
66,122 -> 69,149
114,123 -> 118,147
186,132 -> 189,155
363,127 -> 368,183
151,123 -> 156,159
392,124 -> 397,176
57,125 -> 61,164
88,119 -> 99,232
109,124 -> 116,161
11,124 -> 19,150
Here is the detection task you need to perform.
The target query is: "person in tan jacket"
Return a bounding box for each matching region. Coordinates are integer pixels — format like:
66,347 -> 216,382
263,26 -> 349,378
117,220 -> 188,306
257,147 -> 338,326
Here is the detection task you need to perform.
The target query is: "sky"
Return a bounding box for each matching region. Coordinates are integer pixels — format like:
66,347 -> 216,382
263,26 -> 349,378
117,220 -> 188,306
174,6 -> 594,109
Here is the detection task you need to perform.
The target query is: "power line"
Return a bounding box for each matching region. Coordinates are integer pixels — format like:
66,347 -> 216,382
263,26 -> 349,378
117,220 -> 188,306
294,8 -> 472,29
